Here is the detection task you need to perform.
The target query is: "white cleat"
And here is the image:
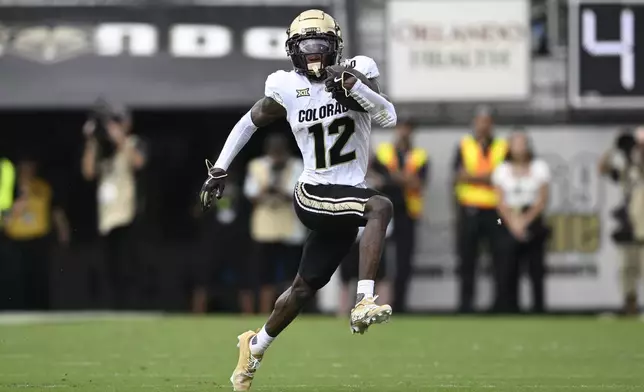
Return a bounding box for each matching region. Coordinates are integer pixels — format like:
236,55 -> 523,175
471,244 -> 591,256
230,330 -> 263,391
350,295 -> 392,335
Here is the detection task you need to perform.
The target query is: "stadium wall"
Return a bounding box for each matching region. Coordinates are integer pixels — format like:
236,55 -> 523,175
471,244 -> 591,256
319,126 -> 631,312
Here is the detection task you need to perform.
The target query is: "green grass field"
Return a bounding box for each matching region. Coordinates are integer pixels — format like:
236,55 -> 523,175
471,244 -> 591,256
1,315 -> 643,391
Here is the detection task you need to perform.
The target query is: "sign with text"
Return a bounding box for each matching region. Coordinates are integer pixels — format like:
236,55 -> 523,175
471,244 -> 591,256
0,4 -> 337,108
386,0 -> 531,102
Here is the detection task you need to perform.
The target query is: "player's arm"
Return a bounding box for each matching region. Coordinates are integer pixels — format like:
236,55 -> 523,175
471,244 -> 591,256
213,97 -> 285,170
343,70 -> 397,128
200,96 -> 285,211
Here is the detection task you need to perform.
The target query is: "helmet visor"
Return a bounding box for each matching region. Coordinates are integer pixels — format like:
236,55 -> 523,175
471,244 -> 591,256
297,38 -> 333,55
289,36 -> 338,79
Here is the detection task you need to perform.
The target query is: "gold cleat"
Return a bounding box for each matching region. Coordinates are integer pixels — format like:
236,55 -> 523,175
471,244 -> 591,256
350,295 -> 392,335
230,330 -> 263,391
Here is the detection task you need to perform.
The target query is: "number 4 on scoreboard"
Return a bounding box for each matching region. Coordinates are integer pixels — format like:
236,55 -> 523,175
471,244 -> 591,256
582,8 -> 635,90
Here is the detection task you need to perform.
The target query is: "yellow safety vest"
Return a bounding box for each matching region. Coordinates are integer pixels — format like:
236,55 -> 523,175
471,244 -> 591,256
376,143 -> 428,219
0,158 -> 16,225
455,135 -> 507,208
5,178 -> 53,240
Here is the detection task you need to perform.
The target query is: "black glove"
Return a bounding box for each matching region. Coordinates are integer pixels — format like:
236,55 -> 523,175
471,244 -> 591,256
200,159 -> 228,211
324,65 -> 356,99
324,65 -> 367,113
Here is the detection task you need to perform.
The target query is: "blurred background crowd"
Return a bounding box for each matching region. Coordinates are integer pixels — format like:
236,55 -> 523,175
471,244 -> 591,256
1,0 -> 644,317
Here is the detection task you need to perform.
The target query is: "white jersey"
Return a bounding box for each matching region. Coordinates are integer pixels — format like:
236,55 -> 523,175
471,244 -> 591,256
264,55 -> 380,187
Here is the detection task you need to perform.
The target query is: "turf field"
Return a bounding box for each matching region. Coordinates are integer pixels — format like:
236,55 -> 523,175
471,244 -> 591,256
0,315 -> 643,391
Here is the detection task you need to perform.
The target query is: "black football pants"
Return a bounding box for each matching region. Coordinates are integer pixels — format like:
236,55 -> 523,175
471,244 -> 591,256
497,224 -> 546,313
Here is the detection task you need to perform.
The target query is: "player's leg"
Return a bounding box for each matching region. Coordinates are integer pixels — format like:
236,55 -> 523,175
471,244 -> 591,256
350,195 -> 393,333
338,243 -> 360,317
357,195 -> 393,297
375,261 -> 392,308
340,238 -> 391,318
257,230 -> 355,344
230,230 -> 355,391
293,181 -> 394,333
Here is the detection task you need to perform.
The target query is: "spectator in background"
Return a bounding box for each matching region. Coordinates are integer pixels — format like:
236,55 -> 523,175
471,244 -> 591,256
0,156 -> 15,223
374,121 -> 429,314
0,156 -> 18,309
493,130 -> 550,313
599,127 -> 644,316
453,107 -> 508,313
191,164 -> 250,314
4,157 -> 70,310
338,151 -> 393,316
81,103 -> 147,309
244,133 -> 305,314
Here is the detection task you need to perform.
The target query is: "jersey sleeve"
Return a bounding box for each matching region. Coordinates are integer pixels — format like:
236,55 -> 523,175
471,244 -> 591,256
346,55 -> 380,79
264,71 -> 289,109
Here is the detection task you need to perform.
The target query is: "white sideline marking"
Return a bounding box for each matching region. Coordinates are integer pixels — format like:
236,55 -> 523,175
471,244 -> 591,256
0,312 -> 162,326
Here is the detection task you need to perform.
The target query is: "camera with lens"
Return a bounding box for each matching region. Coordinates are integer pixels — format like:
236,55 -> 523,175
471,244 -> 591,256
87,99 -> 125,160
267,160 -> 287,194
612,205 -> 634,244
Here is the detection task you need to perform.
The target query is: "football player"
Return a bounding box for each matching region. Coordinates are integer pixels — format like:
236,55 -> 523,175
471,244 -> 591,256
199,9 -> 397,391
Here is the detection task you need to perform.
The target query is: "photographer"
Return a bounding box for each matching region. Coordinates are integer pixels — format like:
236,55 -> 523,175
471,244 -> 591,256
599,128 -> 644,316
81,101 -> 147,310
244,133 -> 305,314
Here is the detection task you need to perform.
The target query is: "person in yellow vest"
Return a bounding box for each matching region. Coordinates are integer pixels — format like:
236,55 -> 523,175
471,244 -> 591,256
452,107 -> 508,313
4,157 -> 70,310
244,133 -> 306,314
0,156 -> 19,310
0,157 -> 15,224
375,120 -> 429,313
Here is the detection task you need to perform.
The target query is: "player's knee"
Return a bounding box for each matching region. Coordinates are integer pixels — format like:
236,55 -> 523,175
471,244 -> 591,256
366,195 -> 393,222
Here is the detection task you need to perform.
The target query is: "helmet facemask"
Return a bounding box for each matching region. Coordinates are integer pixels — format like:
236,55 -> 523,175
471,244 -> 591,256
286,33 -> 342,80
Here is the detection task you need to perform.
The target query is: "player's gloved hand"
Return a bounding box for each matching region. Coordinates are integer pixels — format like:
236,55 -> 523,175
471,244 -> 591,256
324,65 -> 357,99
200,159 -> 228,211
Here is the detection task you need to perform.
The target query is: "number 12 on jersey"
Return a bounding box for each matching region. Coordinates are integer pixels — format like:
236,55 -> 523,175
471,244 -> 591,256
308,117 -> 356,169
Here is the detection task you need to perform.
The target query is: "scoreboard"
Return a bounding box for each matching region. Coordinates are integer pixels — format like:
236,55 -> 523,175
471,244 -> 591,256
569,0 -> 644,109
